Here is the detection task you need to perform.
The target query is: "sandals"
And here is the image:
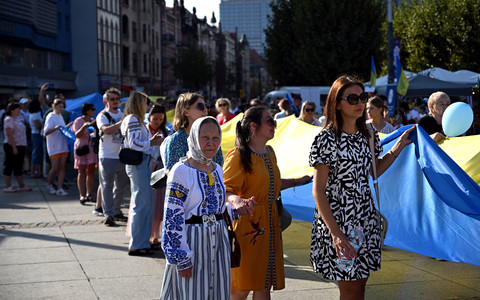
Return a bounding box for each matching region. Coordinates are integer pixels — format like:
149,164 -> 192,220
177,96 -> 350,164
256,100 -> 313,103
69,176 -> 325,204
3,186 -> 17,193
128,248 -> 154,256
17,185 -> 32,192
86,195 -> 95,203
80,196 -> 87,205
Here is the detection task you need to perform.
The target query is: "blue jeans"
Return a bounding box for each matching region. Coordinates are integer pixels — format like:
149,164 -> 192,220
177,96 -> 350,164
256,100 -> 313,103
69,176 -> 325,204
126,154 -> 154,250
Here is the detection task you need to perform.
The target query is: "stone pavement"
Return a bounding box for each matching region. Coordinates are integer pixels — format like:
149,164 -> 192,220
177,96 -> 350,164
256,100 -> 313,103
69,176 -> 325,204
1,155 -> 480,299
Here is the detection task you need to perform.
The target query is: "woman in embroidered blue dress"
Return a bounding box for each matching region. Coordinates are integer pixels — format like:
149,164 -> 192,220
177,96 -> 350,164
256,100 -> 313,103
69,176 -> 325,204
309,75 -> 414,299
164,93 -> 223,171
160,116 -> 230,300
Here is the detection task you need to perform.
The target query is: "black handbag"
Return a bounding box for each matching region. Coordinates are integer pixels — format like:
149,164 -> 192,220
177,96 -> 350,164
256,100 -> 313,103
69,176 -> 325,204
276,196 -> 292,232
119,148 -> 143,165
223,210 -> 241,268
75,144 -> 90,156
150,167 -> 167,189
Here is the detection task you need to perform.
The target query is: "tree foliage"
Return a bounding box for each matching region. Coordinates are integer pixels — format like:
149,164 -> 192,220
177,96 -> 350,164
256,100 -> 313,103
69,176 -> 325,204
173,46 -> 213,90
394,0 -> 480,72
264,0 -> 385,86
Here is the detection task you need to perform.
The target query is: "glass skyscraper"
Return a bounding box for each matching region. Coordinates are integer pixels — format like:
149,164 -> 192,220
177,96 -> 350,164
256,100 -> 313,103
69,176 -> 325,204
220,0 -> 273,55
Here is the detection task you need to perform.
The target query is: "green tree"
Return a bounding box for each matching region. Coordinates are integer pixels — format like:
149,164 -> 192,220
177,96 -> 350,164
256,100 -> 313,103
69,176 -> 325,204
394,0 -> 480,72
264,0 -> 385,86
172,46 -> 213,90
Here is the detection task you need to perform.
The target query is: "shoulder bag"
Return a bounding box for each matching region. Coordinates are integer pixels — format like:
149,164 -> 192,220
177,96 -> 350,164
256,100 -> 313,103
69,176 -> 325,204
223,210 -> 241,268
367,123 -> 389,248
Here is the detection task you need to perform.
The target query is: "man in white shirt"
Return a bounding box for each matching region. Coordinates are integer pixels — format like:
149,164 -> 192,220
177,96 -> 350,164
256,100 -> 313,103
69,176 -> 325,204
98,88 -> 129,226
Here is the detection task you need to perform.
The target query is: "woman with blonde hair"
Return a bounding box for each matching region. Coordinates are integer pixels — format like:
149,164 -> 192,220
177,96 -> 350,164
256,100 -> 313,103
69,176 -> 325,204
215,98 -> 235,125
298,101 -> 322,126
366,96 -> 395,134
121,91 -> 163,256
164,92 -> 223,171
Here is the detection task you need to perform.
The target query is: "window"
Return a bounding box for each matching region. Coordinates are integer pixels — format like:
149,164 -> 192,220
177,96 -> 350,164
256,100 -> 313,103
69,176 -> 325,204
122,15 -> 129,37
122,0 -> 129,6
132,22 -> 137,42
142,24 -> 146,42
143,54 -> 147,73
122,46 -> 129,70
132,52 -> 138,73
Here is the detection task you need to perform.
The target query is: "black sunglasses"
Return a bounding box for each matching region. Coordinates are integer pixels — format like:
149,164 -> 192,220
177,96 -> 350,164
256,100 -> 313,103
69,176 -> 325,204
196,102 -> 209,111
218,103 -> 228,107
305,108 -> 315,113
263,117 -> 277,127
342,92 -> 369,105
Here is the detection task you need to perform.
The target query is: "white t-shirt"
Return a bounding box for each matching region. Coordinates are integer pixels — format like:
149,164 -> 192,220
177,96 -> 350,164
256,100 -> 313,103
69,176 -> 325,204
407,109 -> 420,122
29,112 -> 43,134
97,110 -> 123,159
44,113 -> 68,156
19,110 -> 30,127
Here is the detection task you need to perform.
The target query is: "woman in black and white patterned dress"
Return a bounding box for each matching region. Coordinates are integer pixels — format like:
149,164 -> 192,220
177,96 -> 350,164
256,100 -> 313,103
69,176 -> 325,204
309,75 -> 414,299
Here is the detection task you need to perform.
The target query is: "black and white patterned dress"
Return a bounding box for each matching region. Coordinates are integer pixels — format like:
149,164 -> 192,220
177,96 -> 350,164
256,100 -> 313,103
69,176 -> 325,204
309,125 -> 383,281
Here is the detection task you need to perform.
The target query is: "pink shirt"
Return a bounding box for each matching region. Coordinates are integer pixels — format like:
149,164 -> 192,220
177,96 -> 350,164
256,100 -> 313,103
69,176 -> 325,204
3,116 -> 27,146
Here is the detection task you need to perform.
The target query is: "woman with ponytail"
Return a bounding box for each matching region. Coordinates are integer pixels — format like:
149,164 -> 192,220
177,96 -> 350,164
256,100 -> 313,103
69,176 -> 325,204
223,106 -> 310,300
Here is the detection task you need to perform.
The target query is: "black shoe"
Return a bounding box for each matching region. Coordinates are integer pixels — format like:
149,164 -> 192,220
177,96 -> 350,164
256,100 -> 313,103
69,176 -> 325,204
114,213 -> 128,222
92,207 -> 104,216
104,216 -> 116,226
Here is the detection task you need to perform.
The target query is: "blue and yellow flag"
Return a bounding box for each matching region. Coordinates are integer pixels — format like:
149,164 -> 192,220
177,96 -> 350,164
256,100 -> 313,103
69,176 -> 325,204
396,57 -> 409,95
370,56 -> 377,87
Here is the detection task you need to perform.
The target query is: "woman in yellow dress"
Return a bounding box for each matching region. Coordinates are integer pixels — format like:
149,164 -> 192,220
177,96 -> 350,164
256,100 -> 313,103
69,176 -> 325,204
223,106 -> 310,300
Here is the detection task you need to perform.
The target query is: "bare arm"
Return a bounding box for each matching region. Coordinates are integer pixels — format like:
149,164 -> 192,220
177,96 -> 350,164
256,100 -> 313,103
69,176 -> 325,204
39,83 -> 49,111
281,175 -> 311,190
312,164 -> 356,259
100,121 -> 122,135
5,128 -> 18,155
376,125 -> 415,177
44,125 -> 61,136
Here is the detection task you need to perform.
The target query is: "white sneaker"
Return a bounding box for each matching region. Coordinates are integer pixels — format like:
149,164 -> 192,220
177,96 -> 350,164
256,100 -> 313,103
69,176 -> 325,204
56,188 -> 68,196
47,185 -> 57,194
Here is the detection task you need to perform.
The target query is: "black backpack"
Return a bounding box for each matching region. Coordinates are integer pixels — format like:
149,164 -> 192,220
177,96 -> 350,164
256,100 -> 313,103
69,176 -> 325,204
92,111 -> 113,154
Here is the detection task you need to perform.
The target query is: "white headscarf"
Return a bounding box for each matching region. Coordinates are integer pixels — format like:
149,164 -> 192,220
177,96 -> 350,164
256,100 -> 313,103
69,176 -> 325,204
186,116 -> 222,165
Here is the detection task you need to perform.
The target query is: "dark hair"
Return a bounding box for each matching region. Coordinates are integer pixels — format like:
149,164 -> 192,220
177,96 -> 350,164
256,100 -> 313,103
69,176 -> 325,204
173,92 -> 204,131
6,102 -> 20,116
81,102 -> 95,115
52,98 -> 65,108
368,96 -> 386,115
324,75 -> 369,140
235,106 -> 267,173
148,104 -> 168,137
105,87 -> 120,100
29,100 -> 42,113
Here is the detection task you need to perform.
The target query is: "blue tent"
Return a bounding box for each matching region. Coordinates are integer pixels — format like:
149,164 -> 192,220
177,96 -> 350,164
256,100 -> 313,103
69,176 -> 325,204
65,93 -> 105,121
282,126 -> 480,267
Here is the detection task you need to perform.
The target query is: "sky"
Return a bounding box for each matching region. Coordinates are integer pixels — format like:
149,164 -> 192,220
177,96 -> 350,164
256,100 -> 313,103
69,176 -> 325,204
165,0 -> 221,25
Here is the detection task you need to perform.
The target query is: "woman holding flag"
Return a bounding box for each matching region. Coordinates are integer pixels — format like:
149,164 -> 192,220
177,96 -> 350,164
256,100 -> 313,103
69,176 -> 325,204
309,75 -> 414,299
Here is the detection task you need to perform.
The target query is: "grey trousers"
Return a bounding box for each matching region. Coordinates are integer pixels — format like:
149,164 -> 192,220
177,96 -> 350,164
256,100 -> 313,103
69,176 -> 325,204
99,158 -> 129,217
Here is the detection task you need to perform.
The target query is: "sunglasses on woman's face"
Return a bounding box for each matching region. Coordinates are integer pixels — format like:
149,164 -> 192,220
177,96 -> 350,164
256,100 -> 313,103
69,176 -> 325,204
262,117 -> 277,127
341,92 -> 369,105
218,103 -> 228,107
305,108 -> 315,113
196,102 -> 209,111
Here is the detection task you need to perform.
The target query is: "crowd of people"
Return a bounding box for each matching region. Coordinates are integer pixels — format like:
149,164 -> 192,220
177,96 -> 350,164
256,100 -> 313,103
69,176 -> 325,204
1,75 -> 462,299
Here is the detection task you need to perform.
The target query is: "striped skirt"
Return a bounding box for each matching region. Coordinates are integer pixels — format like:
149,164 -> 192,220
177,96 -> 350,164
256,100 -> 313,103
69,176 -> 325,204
160,220 -> 231,300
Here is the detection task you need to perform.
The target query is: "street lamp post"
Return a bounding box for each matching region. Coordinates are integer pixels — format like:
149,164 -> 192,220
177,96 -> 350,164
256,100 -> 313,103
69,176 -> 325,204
387,0 -> 394,84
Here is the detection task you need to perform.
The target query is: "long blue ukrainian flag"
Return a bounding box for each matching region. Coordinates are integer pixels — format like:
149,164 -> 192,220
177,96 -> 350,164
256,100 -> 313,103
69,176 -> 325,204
282,126 -> 480,267
370,56 -> 377,87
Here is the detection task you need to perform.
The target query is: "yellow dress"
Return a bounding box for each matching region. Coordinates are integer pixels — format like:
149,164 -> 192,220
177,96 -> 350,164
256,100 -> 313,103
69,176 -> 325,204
223,146 -> 284,291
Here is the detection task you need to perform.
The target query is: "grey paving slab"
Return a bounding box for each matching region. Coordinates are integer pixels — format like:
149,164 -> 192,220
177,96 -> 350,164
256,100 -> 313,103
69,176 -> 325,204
0,280 -> 97,300
272,288 -> 339,300
70,243 -> 128,261
91,275 -> 163,300
0,261 -> 86,284
366,280 -> 480,300
80,256 -> 166,280
0,227 -> 67,249
0,246 -> 75,265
